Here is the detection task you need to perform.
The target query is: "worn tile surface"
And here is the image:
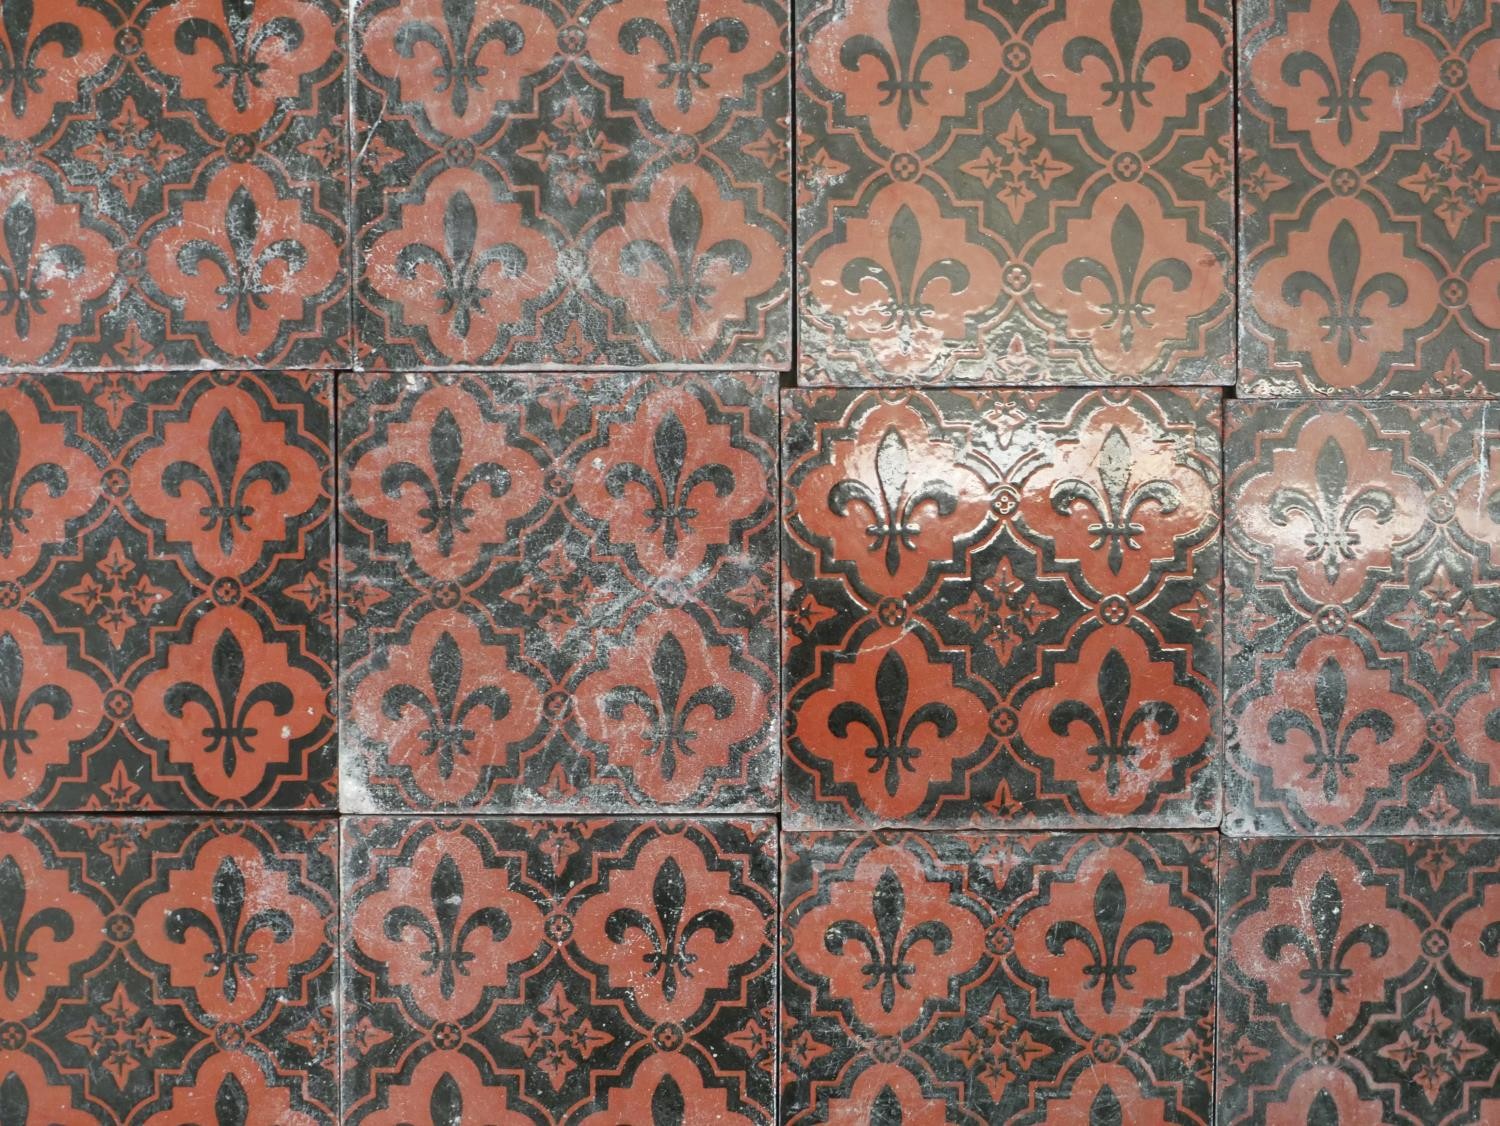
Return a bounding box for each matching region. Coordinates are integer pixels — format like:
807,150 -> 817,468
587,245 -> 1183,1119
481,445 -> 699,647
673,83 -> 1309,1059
1219,836 -> 1500,1123
1240,0 -> 1500,395
781,830 -> 1217,1123
0,0 -> 349,370
1225,400 -> 1500,836
340,371 -> 777,813
353,0 -> 791,369
783,388 -> 1221,829
795,0 -> 1234,385
0,816 -> 337,1122
342,816 -> 777,1123
0,372 -> 334,811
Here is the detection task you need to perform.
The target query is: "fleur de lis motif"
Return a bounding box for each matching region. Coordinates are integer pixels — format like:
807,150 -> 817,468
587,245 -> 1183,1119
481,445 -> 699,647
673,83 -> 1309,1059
174,0 -> 306,114
841,204 -> 971,338
828,649 -> 958,798
0,631 -> 72,781
380,631 -> 511,781
1307,1089 -> 1340,1126
383,853 -> 512,1000
1267,436 -> 1395,584
871,1085 -> 904,1126
0,411 -> 68,559
1049,648 -> 1180,795
1263,870 -> 1389,1018
604,412 -> 733,559
1268,656 -> 1394,801
1284,220 -> 1407,366
0,0 -> 83,117
0,1073 -> 33,1125
397,191 -> 528,340
0,197 -> 87,341
176,186 -> 310,336
1062,204 -> 1191,352
164,629 -> 293,780
379,407 -> 510,558
165,856 -> 292,1003
621,187 -> 749,333
428,1073 -> 464,1125
1062,0 -> 1189,131
215,1072 -> 249,1126
605,856 -> 733,1002
604,632 -> 734,782
650,1073 -> 686,1126
1090,1085 -> 1124,1126
394,0 -> 525,116
1282,0 -> 1407,146
0,854 -> 73,1002
824,867 -> 954,1014
840,0 -> 968,129
1045,870 -> 1172,1014
1478,919 -> 1500,957
1050,425 -> 1181,575
163,408 -> 290,556
828,427 -> 958,578
621,0 -> 749,112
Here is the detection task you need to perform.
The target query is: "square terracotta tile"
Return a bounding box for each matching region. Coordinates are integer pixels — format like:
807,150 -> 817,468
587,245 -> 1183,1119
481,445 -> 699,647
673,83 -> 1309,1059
1218,836 -> 1500,1123
1239,0 -> 1500,395
0,0 -> 350,370
0,816 -> 338,1122
341,816 -> 777,1123
353,0 -> 790,369
0,372 -> 335,811
795,0 -> 1234,385
339,370 -> 778,813
783,388 -> 1221,829
1224,400 -> 1500,835
781,830 -> 1217,1123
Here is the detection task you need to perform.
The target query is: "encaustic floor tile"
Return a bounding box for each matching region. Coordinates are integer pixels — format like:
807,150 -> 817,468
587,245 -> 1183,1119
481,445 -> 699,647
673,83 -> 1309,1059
341,816 -> 777,1124
339,370 -> 778,813
0,372 -> 335,812
0,0 -> 350,371
1239,0 -> 1500,396
783,387 -> 1222,829
1218,836 -> 1500,1123
353,0 -> 791,370
1225,400 -> 1500,836
0,816 -> 338,1123
795,0 -> 1234,386
781,830 -> 1217,1124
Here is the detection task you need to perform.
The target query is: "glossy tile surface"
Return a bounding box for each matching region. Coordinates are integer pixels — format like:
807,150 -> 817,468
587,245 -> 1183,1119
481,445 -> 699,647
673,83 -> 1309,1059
0,816 -> 337,1122
783,388 -> 1222,828
1225,400 -> 1500,835
0,372 -> 335,811
782,830 -> 1217,1123
1240,0 -> 1500,395
354,0 -> 791,369
342,816 -> 777,1123
796,0 -> 1234,385
0,0 -> 350,370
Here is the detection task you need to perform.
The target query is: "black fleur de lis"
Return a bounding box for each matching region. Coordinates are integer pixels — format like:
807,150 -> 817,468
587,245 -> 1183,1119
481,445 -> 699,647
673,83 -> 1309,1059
1267,436 -> 1396,584
383,853 -> 512,1000
828,649 -> 958,798
1479,919 -> 1500,957
381,631 -> 510,781
604,632 -> 734,783
215,1072 -> 249,1126
0,411 -> 68,560
394,0 -> 525,116
1283,0 -> 1407,145
175,0 -> 305,113
605,856 -> 733,1002
651,1073 -> 686,1126
604,412 -> 733,559
397,191 -> 528,339
380,407 -> 510,557
163,408 -> 290,556
621,187 -> 749,333
0,196 -> 87,341
164,629 -> 292,779
424,1072 -> 464,1126
0,1072 -> 32,1125
1283,219 -> 1408,365
1046,870 -> 1172,1014
1049,648 -> 1179,796
1090,1084 -> 1124,1126
0,0 -> 84,117
841,204 -> 971,337
621,0 -> 748,112
1050,425 -> 1182,574
828,427 -> 958,578
824,867 -> 953,1014
0,631 -> 72,781
840,0 -> 968,128
870,1085 -> 904,1126
165,856 -> 293,1003
0,854 -> 73,1003
1063,0 -> 1189,130
176,186 -> 310,335
1263,871 -> 1389,1018
1307,1088 -> 1341,1126
1268,656 -> 1394,801
1063,204 -> 1191,352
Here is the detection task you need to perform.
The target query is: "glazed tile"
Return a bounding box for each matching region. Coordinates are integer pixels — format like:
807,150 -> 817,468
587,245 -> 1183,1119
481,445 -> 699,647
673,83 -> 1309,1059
0,0 -> 350,371
353,0 -> 791,369
1219,836 -> 1500,1123
0,372 -> 334,811
1240,0 -> 1500,395
339,371 -> 778,813
781,830 -> 1217,1123
0,816 -> 338,1122
795,0 -> 1234,386
783,388 -> 1222,829
1225,400 -> 1500,836
341,816 -> 777,1123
